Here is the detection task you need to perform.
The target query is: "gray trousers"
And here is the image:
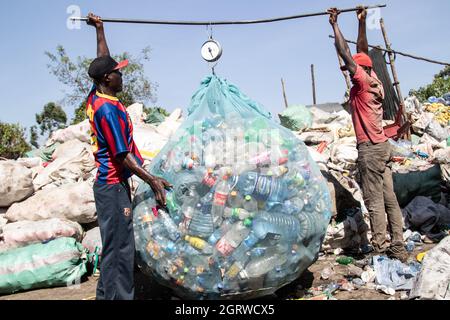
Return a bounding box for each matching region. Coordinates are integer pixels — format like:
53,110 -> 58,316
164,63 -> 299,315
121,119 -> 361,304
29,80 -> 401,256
357,140 -> 404,252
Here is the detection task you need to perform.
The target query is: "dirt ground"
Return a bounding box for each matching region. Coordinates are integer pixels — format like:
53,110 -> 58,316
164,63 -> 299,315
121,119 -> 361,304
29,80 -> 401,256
0,243 -> 434,301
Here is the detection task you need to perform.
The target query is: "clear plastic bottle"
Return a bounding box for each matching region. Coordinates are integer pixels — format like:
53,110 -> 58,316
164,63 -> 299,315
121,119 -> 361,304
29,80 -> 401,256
180,186 -> 200,219
242,195 -> 258,212
207,219 -> 234,245
215,220 -> 252,256
223,207 -> 253,221
252,211 -> 301,242
227,190 -> 244,208
211,176 -> 231,226
239,251 -> 287,279
236,171 -> 258,196
188,209 -> 214,239
194,167 -> 217,196
158,208 -> 181,241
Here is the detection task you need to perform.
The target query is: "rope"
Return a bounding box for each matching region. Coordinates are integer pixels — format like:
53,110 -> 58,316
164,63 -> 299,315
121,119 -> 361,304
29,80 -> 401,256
329,35 -> 450,67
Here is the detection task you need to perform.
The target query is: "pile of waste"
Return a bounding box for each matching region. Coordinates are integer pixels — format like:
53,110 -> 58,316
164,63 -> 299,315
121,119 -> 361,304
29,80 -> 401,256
133,76 -> 332,299
0,78 -> 448,299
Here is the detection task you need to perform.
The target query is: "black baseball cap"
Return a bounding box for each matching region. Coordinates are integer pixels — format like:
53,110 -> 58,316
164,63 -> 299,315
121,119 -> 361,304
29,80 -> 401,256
88,56 -> 129,80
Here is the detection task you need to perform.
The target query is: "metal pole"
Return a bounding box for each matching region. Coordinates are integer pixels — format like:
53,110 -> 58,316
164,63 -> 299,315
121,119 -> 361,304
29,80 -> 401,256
311,64 -> 317,105
281,78 -> 289,109
328,35 -> 450,67
71,4 -> 386,26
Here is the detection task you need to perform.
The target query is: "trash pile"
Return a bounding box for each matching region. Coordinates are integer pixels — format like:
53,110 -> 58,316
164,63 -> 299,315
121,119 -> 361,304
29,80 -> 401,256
133,75 -> 332,299
0,79 -> 448,299
0,104 -> 183,294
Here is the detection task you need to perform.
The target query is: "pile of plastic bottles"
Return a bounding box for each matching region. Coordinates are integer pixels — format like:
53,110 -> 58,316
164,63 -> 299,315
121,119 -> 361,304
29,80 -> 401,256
132,76 -> 332,299
133,117 -> 331,298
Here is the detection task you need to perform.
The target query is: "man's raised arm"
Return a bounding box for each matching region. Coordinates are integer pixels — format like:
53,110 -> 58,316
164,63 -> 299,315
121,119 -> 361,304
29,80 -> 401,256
87,12 -> 110,58
328,8 -> 357,76
356,6 -> 369,54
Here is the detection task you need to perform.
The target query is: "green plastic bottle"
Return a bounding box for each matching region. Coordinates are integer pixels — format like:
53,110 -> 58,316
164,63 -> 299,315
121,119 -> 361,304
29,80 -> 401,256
336,256 -> 354,265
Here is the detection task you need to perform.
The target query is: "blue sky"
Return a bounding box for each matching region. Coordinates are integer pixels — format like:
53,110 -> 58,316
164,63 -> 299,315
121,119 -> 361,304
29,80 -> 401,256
0,0 -> 449,133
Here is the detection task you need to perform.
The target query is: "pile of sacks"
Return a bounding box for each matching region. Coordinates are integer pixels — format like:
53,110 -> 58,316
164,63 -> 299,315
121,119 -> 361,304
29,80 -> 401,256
0,104 -> 183,294
279,97 -> 449,254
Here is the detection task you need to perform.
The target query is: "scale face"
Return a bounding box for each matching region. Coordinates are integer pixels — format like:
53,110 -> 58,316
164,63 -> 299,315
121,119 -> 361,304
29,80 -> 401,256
201,39 -> 222,62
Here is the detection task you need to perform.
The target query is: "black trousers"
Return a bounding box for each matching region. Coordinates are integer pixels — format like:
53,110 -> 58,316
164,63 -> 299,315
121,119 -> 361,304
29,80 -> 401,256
93,181 -> 135,300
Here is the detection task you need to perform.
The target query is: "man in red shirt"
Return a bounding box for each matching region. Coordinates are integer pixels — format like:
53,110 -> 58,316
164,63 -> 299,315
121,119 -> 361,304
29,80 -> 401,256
86,13 -> 172,299
328,7 -> 407,262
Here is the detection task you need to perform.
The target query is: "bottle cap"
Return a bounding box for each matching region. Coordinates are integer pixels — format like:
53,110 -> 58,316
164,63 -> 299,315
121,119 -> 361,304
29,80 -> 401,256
184,267 -> 189,273
185,235 -> 190,241
243,218 -> 253,227
245,195 -> 252,201
230,191 -> 237,197
222,175 -> 229,180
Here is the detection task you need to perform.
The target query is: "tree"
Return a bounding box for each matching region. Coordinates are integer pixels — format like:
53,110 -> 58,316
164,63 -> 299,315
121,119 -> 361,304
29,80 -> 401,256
410,66 -> 450,102
29,125 -> 39,148
0,122 -> 31,159
45,45 -> 158,124
35,102 -> 67,137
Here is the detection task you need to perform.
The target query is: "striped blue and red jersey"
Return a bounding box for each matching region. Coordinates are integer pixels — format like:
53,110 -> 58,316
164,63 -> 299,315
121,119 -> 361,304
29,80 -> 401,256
86,86 -> 143,184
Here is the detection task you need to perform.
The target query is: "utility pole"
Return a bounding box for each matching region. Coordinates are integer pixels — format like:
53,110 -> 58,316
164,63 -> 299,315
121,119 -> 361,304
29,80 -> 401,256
281,78 -> 289,108
311,64 -> 317,105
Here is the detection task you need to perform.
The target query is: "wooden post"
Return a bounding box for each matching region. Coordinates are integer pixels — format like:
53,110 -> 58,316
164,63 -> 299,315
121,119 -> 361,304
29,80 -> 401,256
311,64 -> 317,105
380,18 -> 408,125
281,78 -> 289,108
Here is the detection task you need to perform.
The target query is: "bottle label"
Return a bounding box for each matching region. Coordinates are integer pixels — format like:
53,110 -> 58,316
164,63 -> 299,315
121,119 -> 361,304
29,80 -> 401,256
265,232 -> 282,241
202,173 -> 217,187
216,238 -> 235,256
189,237 -> 206,250
213,192 -> 228,206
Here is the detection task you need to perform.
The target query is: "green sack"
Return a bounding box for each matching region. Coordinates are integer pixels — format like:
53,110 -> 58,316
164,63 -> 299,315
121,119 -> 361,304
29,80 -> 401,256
25,142 -> 60,162
0,237 -> 88,294
278,104 -> 313,131
393,164 -> 442,208
145,108 -> 167,125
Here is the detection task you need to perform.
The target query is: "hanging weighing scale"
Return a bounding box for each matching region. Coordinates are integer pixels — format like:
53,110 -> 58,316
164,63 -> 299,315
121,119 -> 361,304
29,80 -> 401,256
201,26 -> 222,74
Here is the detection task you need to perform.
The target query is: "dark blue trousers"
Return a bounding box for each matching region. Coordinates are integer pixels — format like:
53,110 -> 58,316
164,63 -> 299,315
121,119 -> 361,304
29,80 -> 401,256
93,181 -> 135,300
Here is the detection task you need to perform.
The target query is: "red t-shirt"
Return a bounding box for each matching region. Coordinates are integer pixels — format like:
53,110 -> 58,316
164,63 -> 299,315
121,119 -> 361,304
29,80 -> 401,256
349,65 -> 387,145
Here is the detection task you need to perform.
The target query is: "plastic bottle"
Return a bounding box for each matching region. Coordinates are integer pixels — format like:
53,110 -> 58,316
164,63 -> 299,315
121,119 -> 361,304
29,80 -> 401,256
227,190 -> 244,208
179,186 -> 200,220
207,219 -> 234,245
185,235 -> 213,254
252,212 -> 301,242
211,176 -> 231,226
236,171 -> 258,196
242,195 -> 258,212
224,207 -> 254,221
158,208 -> 181,241
188,209 -> 214,239
215,220 -> 252,256
194,167 -> 217,196
336,256 -> 354,265
239,252 -> 287,279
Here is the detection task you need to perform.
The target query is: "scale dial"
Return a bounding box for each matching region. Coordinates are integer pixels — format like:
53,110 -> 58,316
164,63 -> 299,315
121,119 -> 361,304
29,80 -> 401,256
201,39 -> 222,62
